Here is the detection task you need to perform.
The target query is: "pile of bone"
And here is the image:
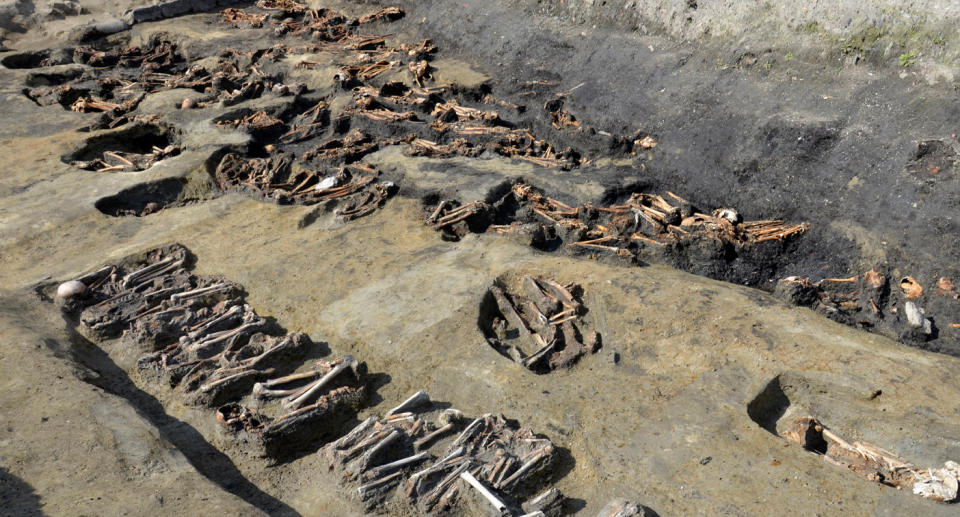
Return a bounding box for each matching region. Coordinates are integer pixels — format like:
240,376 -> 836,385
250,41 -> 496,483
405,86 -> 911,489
776,270 -> 959,343
511,182 -> 808,255
214,150 -> 396,218
27,37 -> 301,131
215,355 -> 367,458
340,80 -> 583,169
486,275 -> 600,373
71,143 -> 181,172
783,416 -> 959,503
57,244 -> 368,458
321,390 -> 567,516
426,182 -> 809,259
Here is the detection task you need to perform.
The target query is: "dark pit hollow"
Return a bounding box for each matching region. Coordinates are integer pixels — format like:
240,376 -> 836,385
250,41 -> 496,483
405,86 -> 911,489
95,178 -> 186,217
746,375 -> 791,435
906,139 -> 957,179
1,50 -> 52,69
63,124 -> 177,165
25,67 -> 85,87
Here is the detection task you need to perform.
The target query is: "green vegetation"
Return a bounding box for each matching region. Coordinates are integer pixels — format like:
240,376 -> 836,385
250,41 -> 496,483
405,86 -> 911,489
899,51 -> 917,67
784,52 -> 795,61
841,26 -> 885,54
801,21 -> 821,34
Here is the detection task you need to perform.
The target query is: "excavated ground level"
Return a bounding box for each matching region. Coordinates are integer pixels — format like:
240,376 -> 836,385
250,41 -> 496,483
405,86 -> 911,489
2,1 -> 960,516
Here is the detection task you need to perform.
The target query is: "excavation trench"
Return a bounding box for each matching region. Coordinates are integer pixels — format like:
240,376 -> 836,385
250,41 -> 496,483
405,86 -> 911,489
4,0 -> 960,515
7,0 -> 947,353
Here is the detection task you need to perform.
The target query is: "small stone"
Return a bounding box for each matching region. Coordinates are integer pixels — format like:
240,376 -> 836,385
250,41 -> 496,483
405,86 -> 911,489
315,176 -> 340,191
596,498 -> 647,517
181,98 -> 197,110
264,144 -> 277,154
904,301 -> 932,334
57,280 -> 87,299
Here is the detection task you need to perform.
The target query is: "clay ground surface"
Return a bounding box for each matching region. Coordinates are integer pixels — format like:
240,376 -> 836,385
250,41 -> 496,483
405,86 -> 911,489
1,0 -> 960,516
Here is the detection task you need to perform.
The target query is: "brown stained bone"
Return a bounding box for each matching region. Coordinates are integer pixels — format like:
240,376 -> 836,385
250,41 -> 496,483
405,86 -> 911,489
220,8 -> 268,27
537,277 -> 580,313
406,138 -> 481,159
218,359 -> 368,458
408,60 -> 430,86
491,181 -> 811,270
280,100 -> 329,144
256,0 -> 308,13
284,355 -> 358,409
128,300 -> 239,351
780,416 -> 956,498
335,182 -> 393,221
548,321 -> 585,369
431,201 -> 489,229
322,397 -> 565,514
216,110 -> 284,136
356,7 -> 405,24
73,246 -> 200,340
490,286 -> 534,354
486,275 -> 599,373
523,275 -> 561,315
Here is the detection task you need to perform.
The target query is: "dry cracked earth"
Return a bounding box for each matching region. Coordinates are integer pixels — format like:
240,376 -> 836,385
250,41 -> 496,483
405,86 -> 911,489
1,1 -> 960,516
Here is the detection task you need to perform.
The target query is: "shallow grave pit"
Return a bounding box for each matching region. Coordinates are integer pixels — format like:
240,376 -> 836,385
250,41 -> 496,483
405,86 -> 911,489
479,273 -> 601,374
748,372 -> 960,503
64,123 -> 181,172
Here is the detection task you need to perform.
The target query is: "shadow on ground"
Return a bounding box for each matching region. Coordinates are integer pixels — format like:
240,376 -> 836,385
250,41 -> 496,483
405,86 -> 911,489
60,315 -> 301,517
0,467 -> 47,517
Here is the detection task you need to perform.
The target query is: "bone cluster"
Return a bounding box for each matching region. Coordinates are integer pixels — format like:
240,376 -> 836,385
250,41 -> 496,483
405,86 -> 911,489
322,390 -> 567,516
485,275 -> 601,373
59,245 -> 578,515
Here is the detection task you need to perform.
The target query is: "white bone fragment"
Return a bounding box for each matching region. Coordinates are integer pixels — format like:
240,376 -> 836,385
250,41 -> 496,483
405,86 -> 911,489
385,389 -> 430,416
460,470 -> 507,514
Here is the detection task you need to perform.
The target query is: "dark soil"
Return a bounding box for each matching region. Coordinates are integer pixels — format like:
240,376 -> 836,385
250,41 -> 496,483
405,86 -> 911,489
379,0 -> 960,355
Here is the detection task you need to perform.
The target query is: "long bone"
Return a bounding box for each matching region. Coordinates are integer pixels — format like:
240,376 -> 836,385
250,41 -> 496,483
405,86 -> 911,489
413,409 -> 462,450
171,282 -> 230,303
188,314 -> 265,353
121,256 -> 180,288
357,470 -> 404,496
409,446 -> 465,480
452,414 -> 491,448
284,355 -> 357,409
460,470 -> 508,514
343,428 -> 394,462
235,334 -> 300,370
521,339 -> 557,368
386,389 -> 430,416
188,304 -> 243,339
360,429 -> 401,470
422,462 -> 472,509
494,457 -> 516,486
252,367 -> 324,399
364,451 -> 430,481
427,200 -> 449,223
200,367 -> 275,393
496,447 -> 552,489
332,417 -> 378,450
